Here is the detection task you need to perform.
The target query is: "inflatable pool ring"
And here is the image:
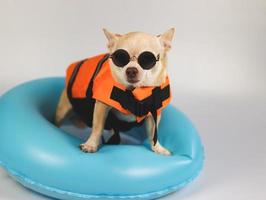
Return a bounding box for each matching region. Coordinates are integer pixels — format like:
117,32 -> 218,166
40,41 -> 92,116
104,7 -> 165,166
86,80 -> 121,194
0,78 -> 204,200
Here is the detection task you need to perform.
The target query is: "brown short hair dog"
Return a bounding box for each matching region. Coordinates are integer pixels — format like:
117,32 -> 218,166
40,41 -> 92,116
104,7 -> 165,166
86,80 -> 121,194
55,28 -> 175,156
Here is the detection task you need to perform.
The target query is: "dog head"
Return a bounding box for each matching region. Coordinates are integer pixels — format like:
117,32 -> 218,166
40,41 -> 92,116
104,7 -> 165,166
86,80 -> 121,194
103,28 -> 175,88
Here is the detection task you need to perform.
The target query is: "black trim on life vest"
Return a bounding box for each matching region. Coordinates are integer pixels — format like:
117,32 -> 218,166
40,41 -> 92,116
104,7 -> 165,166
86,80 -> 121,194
110,85 -> 170,117
67,59 -> 87,99
151,110 -> 158,145
86,54 -> 110,98
110,84 -> 170,145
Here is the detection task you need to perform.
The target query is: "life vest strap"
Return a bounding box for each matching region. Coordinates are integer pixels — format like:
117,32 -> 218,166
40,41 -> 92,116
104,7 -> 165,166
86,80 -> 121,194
110,85 -> 170,117
151,110 -> 158,145
86,54 -> 110,98
110,84 -> 170,145
67,59 -> 87,100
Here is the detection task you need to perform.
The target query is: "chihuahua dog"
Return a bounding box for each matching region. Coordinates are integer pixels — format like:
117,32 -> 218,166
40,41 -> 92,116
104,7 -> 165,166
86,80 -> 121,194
55,28 -> 175,156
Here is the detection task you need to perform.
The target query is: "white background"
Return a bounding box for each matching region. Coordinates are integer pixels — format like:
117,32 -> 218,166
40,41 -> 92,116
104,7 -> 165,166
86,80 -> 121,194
0,0 -> 266,199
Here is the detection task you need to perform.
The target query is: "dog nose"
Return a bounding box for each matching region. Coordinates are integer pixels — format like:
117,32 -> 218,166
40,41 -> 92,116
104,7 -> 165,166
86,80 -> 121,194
126,67 -> 138,78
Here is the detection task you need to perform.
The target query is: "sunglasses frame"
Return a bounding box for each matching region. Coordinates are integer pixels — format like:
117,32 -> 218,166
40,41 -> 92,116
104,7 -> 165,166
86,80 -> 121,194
109,49 -> 160,70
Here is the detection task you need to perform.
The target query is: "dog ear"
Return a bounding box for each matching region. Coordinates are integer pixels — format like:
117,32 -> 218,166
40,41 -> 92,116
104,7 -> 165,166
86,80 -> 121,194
157,28 -> 175,51
103,28 -> 121,50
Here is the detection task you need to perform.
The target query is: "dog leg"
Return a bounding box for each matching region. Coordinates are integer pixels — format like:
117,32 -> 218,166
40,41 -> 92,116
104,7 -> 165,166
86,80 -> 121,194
80,100 -> 111,153
146,115 -> 171,156
54,89 -> 72,126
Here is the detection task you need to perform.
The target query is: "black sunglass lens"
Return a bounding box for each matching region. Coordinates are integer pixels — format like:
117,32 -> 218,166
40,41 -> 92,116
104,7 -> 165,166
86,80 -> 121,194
138,51 -> 157,70
111,49 -> 130,67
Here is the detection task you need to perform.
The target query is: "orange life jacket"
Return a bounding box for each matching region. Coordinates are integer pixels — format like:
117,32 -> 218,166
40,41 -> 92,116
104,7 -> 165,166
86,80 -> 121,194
66,54 -> 171,144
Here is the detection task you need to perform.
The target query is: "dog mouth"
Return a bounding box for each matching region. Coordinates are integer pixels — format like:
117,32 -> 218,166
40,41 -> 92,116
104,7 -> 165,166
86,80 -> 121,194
127,78 -> 139,84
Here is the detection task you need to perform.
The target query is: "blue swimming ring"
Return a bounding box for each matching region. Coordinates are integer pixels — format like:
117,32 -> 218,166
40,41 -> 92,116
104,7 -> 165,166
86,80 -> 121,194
0,78 -> 204,200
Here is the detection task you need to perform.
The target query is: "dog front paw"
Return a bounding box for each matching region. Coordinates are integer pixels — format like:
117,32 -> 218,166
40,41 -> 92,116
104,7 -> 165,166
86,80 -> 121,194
79,142 -> 98,153
152,142 -> 171,156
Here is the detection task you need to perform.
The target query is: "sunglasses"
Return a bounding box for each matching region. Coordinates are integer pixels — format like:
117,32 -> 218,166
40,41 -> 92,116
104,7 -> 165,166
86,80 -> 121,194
110,49 -> 160,70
